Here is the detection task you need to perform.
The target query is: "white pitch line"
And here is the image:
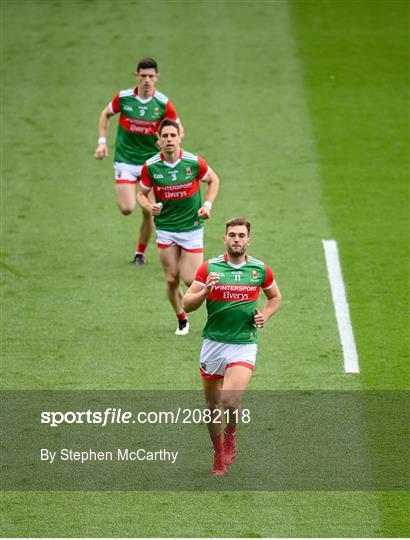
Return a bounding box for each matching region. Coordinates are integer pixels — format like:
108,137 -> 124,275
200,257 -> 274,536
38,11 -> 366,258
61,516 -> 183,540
322,240 -> 360,373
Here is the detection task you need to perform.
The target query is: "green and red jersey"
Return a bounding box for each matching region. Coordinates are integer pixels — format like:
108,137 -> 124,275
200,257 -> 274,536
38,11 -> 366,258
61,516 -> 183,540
109,87 -> 179,165
194,254 -> 275,344
140,150 -> 210,232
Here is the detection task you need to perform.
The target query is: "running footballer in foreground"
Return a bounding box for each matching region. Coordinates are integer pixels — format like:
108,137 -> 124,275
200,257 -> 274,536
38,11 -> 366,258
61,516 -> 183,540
137,119 -> 219,335
182,217 -> 281,475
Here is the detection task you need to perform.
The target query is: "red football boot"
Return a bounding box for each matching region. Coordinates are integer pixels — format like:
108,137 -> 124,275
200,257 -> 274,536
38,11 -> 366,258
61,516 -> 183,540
211,451 -> 228,476
223,433 -> 237,465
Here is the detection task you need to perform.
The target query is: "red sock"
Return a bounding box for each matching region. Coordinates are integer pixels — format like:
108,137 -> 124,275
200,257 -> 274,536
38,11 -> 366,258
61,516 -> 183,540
210,433 -> 223,452
224,425 -> 236,437
177,311 -> 187,321
136,243 -> 147,255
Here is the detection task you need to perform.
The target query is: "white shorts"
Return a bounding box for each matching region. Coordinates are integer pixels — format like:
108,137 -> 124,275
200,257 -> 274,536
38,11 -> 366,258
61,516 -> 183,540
156,228 -> 204,253
114,162 -> 142,184
199,339 -> 258,379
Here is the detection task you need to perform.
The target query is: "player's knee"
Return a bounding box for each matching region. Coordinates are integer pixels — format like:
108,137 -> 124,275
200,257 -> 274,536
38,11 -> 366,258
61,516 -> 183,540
222,395 -> 241,411
182,276 -> 193,288
165,273 -> 179,288
117,202 -> 135,215
205,399 -> 222,412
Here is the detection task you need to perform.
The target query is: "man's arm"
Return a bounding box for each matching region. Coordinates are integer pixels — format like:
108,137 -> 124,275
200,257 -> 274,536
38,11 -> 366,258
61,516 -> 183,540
94,106 -> 116,159
182,272 -> 220,312
253,282 -> 282,328
136,185 -> 163,216
197,168 -> 220,219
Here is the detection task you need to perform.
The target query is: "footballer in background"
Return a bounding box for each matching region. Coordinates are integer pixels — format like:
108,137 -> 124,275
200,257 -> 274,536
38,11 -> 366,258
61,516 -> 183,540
137,120 -> 219,335
95,57 -> 184,265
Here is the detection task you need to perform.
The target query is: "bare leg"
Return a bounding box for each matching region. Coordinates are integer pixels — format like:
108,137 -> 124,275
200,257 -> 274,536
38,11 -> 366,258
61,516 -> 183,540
137,190 -> 155,247
202,376 -> 224,438
222,365 -> 253,428
180,250 -> 203,287
158,245 -> 184,316
220,365 -> 253,466
115,184 -> 136,215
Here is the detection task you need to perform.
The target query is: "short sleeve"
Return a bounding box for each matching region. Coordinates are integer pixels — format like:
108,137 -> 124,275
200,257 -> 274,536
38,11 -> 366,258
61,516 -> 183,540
109,93 -> 121,114
164,100 -> 179,122
197,156 -> 210,180
193,262 -> 209,286
140,163 -> 152,190
262,264 -> 275,289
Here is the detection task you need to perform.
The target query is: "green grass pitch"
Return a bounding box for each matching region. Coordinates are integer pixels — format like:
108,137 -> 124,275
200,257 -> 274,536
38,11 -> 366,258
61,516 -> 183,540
1,0 -> 408,536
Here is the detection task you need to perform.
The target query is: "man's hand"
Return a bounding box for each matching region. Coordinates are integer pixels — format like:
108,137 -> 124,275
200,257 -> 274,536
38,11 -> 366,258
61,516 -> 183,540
151,202 -> 163,216
95,143 -> 108,159
254,308 -> 265,328
197,206 -> 211,219
205,272 -> 220,292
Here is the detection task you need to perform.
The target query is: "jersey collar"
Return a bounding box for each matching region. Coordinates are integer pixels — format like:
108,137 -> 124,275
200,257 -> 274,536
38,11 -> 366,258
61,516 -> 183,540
134,86 -> 154,104
224,252 -> 248,267
160,149 -> 183,168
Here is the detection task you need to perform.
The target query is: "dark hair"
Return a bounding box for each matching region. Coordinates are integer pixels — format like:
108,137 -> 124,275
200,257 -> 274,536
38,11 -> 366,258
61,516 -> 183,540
137,57 -> 158,72
158,119 -> 180,135
225,217 -> 251,235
